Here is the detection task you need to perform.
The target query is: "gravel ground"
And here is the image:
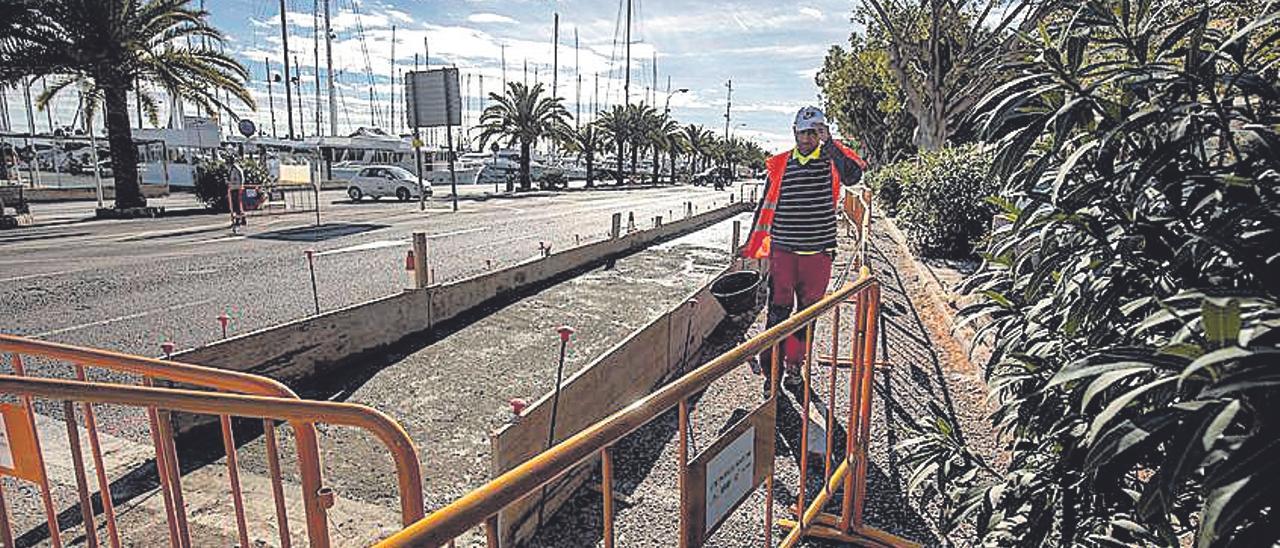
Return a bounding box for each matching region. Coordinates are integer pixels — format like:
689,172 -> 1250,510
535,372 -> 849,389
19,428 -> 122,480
526,211 -> 1001,547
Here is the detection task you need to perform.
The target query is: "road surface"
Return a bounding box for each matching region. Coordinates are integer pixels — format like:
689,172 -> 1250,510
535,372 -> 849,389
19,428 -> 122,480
0,183 -> 754,358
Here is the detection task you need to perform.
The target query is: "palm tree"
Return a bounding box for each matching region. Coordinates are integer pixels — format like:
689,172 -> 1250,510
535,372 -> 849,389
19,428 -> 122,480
662,120 -> 687,183
560,123 -> 604,188
626,104 -> 657,182
476,82 -> 570,192
2,0 -> 253,210
596,105 -> 631,186
682,124 -> 717,174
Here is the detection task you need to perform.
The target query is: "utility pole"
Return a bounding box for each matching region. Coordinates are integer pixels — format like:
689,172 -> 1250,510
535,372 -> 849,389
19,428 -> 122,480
324,0 -> 336,136
266,58 -> 278,138
279,0 -> 294,139
390,24 -> 397,134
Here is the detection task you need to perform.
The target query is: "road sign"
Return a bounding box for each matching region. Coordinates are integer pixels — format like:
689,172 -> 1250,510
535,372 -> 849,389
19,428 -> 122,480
238,119 -> 257,138
405,68 -> 461,128
412,137 -> 424,149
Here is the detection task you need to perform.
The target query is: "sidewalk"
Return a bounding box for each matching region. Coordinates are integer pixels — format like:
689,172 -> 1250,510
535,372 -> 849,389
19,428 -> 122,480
21,193 -> 210,226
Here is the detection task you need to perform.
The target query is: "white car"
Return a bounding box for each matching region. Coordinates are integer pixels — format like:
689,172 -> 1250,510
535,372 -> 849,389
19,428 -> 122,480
346,165 -> 432,201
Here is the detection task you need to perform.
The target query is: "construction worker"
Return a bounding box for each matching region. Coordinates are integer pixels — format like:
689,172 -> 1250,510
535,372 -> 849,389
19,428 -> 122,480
743,106 -> 867,390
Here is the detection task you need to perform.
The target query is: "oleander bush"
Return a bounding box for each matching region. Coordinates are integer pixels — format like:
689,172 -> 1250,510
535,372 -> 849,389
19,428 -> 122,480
900,1 -> 1280,546
891,144 -> 997,259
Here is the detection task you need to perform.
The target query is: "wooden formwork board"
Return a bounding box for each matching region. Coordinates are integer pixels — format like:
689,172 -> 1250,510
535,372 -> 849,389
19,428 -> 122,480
489,259 -> 753,546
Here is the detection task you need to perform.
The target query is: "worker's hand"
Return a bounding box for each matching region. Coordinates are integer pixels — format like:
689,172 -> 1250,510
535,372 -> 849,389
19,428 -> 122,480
815,123 -> 832,144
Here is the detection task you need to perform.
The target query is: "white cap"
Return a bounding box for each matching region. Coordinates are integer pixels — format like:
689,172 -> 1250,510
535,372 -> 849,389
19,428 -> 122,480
793,106 -> 826,132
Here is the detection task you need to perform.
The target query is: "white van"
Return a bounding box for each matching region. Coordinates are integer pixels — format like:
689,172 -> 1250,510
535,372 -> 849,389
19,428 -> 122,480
346,165 -> 432,201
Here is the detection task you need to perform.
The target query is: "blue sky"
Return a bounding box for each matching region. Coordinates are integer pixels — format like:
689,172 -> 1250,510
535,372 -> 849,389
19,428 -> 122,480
1,0 -> 864,153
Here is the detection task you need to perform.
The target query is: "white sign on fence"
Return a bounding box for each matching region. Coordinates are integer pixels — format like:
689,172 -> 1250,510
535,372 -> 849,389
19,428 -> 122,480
704,425 -> 756,534
405,68 -> 461,128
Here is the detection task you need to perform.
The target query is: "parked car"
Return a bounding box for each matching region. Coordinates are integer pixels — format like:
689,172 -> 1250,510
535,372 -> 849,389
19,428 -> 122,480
346,165 -> 432,201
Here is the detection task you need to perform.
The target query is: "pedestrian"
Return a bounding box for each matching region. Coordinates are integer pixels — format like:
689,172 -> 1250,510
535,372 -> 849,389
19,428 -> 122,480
742,106 -> 867,391
226,156 -> 247,226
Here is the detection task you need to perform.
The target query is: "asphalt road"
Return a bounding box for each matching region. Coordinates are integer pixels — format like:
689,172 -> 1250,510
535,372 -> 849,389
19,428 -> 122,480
0,182 -> 757,359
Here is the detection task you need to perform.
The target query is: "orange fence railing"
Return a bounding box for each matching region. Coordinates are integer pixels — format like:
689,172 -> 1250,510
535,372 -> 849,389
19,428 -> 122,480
0,334 -> 424,547
378,266 -> 917,547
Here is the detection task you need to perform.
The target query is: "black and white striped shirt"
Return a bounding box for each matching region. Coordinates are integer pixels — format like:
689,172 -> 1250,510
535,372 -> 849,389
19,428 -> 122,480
771,156 -> 836,253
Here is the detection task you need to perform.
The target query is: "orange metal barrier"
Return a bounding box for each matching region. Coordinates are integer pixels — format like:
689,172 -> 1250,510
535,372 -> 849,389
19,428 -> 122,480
378,267 -> 916,547
0,335 -> 425,547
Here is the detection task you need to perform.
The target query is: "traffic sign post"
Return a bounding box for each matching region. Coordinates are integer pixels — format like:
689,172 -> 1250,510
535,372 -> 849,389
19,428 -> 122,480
405,68 -> 462,212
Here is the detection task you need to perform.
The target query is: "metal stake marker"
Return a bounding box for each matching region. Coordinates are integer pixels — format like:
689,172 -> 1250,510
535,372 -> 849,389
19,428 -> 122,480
304,250 -> 320,315
537,325 -> 575,528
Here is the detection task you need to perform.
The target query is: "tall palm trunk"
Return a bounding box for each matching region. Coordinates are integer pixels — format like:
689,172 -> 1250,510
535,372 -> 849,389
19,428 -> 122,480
669,150 -> 678,184
103,81 -> 144,208
616,140 -> 624,186
519,139 -> 532,191
629,142 -> 638,184
651,145 -> 660,185
585,149 -> 594,188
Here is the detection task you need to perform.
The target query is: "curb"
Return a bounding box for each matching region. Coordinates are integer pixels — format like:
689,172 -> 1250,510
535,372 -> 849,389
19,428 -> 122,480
878,213 -> 993,364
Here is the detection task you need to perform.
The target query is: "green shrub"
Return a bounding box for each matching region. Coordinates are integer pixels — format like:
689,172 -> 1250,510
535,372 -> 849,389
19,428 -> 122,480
193,157 -> 272,212
901,2 -> 1280,546
892,144 -> 995,259
863,159 -> 913,217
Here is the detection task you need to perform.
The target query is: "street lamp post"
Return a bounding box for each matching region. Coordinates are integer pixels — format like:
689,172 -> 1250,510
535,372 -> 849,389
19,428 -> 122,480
662,87 -> 687,183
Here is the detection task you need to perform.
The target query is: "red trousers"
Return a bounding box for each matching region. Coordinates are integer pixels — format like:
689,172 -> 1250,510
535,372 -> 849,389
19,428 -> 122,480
763,247 -> 833,368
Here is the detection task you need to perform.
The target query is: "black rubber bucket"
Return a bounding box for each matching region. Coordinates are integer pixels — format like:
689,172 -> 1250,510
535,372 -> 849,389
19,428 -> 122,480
711,270 -> 762,315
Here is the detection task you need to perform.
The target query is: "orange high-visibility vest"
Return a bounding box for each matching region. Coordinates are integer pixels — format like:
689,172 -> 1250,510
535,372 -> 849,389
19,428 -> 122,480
742,140 -> 867,259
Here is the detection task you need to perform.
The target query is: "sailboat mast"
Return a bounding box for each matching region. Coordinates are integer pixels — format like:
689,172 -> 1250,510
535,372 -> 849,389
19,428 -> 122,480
623,0 -> 631,106
651,52 -> 656,106
574,28 -> 580,128
552,13 -> 559,100
390,25 -> 397,134
279,0 -> 294,139
313,0 -> 321,135
324,0 -> 336,136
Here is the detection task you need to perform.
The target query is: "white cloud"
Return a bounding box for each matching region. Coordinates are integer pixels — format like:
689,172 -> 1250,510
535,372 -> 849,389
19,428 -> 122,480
799,7 -> 825,20
467,13 -> 519,24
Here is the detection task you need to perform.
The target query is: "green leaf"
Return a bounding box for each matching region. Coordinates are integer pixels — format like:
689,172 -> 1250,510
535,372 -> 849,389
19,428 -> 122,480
1086,376 -> 1177,444
1201,299 -> 1241,349
1051,140 -> 1099,204
1081,367 -> 1149,410
1047,360 -> 1154,389
982,290 -> 1014,309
